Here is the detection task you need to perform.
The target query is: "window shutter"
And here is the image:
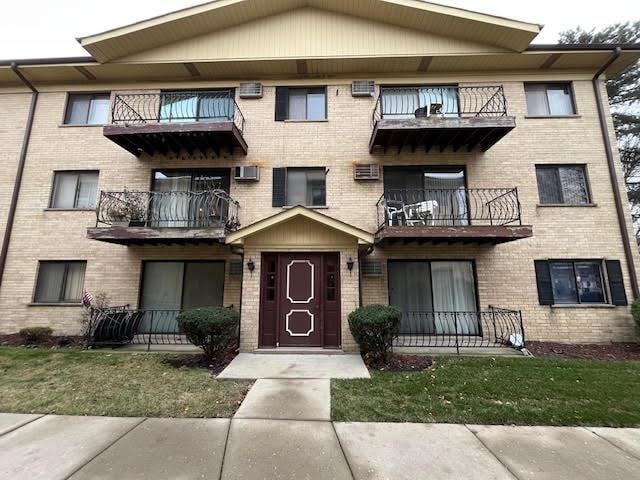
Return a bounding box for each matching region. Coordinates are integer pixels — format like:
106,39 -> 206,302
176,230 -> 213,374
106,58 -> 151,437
272,168 -> 286,207
605,260 -> 628,306
275,87 -> 289,121
534,260 -> 554,305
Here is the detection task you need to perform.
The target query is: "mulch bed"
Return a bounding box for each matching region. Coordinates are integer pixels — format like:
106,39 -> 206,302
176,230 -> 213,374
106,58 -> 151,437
0,333 -> 84,349
527,341 -> 640,361
163,350 -> 237,376
365,354 -> 434,372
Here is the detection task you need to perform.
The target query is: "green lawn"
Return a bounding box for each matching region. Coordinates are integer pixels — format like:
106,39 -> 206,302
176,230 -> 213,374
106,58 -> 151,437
332,357 -> 640,427
0,348 -> 252,418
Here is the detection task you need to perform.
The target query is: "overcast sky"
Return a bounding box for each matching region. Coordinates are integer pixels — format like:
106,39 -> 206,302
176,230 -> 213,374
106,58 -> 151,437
1,0 -> 638,59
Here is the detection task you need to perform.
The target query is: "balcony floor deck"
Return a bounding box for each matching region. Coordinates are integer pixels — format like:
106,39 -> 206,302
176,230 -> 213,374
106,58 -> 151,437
376,225 -> 533,245
103,121 -> 248,157
86,226 -> 227,246
369,116 -> 516,154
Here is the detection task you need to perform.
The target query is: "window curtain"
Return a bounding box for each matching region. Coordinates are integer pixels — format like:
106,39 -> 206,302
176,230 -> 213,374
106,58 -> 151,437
87,97 -> 110,125
198,94 -> 232,121
388,262 -> 434,334
35,263 -> 66,303
423,171 -> 468,226
382,88 -> 421,119
160,94 -> 198,123
52,174 -> 78,209
182,262 -> 225,309
151,174 -> 192,227
140,262 -> 184,333
289,90 -> 307,120
431,262 -> 478,334
63,263 -> 85,302
76,173 -> 98,209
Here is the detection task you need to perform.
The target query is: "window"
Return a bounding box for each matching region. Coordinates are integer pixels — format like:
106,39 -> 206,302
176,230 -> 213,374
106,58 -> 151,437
525,83 -> 575,116
388,261 -> 478,335
34,261 -> 86,303
536,165 -> 590,205
50,171 -> 99,209
151,169 -> 230,227
272,167 -> 326,207
381,86 -> 459,119
384,166 -> 468,225
64,93 -> 110,125
534,259 -> 628,306
159,90 -> 234,123
275,87 -> 327,121
140,261 -> 224,311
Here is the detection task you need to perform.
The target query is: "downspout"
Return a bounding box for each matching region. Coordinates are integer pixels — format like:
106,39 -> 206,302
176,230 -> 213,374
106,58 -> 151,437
0,63 -> 38,288
592,47 -> 640,299
231,246 -> 244,352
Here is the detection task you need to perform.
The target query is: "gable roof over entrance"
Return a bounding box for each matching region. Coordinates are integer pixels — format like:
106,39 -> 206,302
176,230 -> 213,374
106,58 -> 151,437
78,0 -> 542,62
225,206 -> 374,245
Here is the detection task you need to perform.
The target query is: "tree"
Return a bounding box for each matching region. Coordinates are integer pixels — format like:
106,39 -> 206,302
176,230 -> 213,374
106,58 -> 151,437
559,23 -> 640,228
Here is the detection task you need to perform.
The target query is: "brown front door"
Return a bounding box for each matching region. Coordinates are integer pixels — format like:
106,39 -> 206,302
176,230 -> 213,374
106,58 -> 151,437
259,253 -> 341,348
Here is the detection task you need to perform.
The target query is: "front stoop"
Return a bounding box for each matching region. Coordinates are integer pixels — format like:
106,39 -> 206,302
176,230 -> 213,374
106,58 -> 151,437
216,353 -> 370,379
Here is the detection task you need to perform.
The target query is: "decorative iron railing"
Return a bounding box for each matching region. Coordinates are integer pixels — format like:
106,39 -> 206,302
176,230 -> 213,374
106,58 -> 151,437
110,90 -> 245,133
372,86 -> 508,126
393,306 -> 525,353
376,188 -> 521,228
95,189 -> 240,230
87,308 -> 238,350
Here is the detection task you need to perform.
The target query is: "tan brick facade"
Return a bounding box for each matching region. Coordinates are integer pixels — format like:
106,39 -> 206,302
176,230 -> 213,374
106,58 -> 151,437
0,75 -> 638,348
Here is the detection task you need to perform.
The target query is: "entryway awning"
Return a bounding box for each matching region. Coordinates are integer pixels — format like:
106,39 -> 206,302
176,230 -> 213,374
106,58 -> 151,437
225,206 -> 374,245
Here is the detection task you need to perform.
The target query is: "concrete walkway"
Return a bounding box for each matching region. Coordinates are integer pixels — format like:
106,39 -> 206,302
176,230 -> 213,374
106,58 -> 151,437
217,353 -> 370,379
1,413 -> 640,479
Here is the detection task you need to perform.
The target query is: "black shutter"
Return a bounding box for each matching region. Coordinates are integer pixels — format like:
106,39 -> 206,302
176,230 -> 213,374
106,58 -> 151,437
275,87 -> 289,121
606,260 -> 628,306
534,260 -> 554,305
272,168 -> 286,207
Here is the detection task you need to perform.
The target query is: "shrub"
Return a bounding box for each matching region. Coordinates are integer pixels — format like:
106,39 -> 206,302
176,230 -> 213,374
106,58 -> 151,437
632,298 -> 640,334
348,305 -> 401,361
18,326 -> 53,344
177,307 -> 239,359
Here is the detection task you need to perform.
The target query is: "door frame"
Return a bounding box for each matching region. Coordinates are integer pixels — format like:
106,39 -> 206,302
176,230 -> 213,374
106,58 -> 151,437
258,252 -> 341,349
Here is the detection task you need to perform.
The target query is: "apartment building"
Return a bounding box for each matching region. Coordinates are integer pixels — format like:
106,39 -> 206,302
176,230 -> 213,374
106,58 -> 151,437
1,0 -> 639,352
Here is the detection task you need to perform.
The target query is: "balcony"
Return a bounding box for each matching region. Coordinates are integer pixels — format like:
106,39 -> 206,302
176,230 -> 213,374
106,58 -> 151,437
87,189 -> 240,245
103,91 -> 248,157
376,188 -> 532,245
369,86 -> 516,154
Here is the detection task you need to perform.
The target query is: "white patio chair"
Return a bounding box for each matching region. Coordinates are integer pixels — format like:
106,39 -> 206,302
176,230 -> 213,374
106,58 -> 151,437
403,200 -> 438,226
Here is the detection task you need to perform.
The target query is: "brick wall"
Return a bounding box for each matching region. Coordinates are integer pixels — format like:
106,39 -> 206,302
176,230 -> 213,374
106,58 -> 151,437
0,76 -> 637,345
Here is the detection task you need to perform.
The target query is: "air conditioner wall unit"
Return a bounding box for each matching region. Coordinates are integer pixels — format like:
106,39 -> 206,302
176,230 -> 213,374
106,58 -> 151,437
352,80 -> 375,97
235,166 -> 260,181
239,83 -> 263,99
353,164 -> 380,180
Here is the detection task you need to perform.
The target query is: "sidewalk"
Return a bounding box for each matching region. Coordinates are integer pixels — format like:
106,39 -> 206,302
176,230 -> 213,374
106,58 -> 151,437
1,410 -> 639,479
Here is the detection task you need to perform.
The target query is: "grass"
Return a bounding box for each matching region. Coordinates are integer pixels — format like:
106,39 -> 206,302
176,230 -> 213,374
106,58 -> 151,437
332,356 -> 640,427
0,348 -> 252,418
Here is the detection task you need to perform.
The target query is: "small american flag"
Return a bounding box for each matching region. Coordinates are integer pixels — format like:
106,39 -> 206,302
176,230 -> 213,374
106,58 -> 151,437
82,291 -> 94,308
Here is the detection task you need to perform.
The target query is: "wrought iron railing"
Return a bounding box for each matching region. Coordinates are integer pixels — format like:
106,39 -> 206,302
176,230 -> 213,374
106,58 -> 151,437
110,90 -> 245,133
377,188 -> 521,228
373,86 -> 508,126
87,308 -> 238,350
393,306 -> 525,353
95,189 -> 240,230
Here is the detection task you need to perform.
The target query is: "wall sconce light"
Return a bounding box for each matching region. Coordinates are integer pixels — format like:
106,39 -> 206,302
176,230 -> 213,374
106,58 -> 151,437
346,257 -> 355,273
247,259 -> 255,273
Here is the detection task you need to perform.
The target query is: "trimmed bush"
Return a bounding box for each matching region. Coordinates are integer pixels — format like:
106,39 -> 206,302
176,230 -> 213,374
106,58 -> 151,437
177,307 -> 239,359
18,326 -> 53,344
632,298 -> 640,334
348,305 -> 401,361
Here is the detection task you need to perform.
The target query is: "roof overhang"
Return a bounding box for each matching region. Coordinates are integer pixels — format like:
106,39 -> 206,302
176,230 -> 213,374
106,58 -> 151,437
77,0 -> 542,62
225,206 -> 374,245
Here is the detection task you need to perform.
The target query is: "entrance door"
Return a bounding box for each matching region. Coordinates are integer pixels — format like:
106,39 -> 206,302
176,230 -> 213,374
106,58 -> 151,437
259,253 -> 341,348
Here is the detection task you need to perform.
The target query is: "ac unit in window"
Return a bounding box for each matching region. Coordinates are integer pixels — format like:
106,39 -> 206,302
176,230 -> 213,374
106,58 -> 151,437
234,166 -> 260,182
353,164 -> 380,180
239,83 -> 263,99
352,80 -> 375,97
